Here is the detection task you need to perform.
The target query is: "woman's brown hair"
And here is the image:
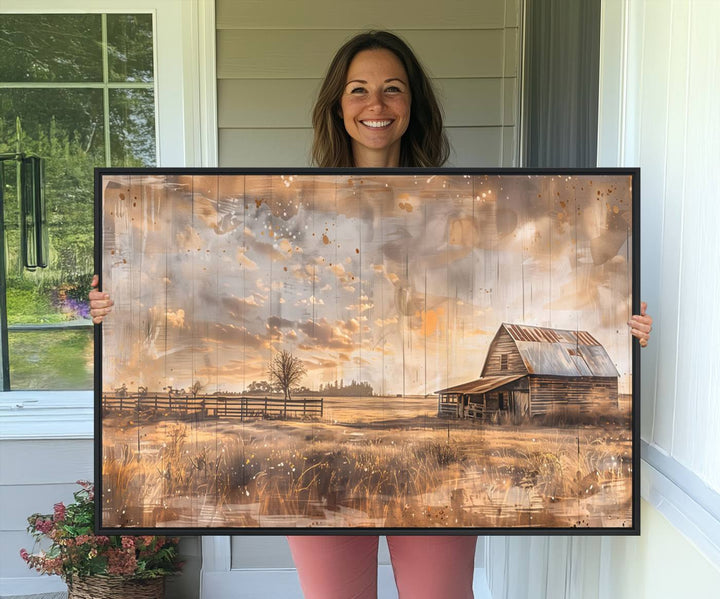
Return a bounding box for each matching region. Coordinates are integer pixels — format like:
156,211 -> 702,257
311,31 -> 449,168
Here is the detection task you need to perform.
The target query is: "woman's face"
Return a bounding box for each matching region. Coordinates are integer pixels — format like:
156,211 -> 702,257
340,48 -> 411,167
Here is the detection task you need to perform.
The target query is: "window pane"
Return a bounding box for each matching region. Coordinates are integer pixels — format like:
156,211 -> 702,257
0,14 -> 102,82
8,329 -> 93,390
0,88 -> 106,162
1,13 -> 156,390
1,88 -> 103,277
2,89 -> 100,389
107,14 -> 154,83
109,88 -> 156,166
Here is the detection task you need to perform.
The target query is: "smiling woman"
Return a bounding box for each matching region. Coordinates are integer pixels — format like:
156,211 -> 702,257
339,48 -> 412,167
311,30 -> 449,168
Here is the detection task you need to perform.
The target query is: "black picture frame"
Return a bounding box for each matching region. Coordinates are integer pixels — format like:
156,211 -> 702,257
95,167 -> 640,536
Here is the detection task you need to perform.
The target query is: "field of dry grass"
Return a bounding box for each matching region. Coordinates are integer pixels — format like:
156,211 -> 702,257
102,396 -> 633,530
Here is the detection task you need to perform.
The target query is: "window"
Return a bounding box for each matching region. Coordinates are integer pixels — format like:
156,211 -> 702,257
0,13 -> 156,390
500,353 -> 508,370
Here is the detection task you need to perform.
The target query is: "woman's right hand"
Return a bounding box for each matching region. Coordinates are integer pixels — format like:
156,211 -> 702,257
89,274 -> 114,324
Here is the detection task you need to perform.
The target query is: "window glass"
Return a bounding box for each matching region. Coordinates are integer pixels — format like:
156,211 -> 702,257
109,88 -> 156,166
8,329 -> 93,389
0,13 -> 156,390
107,14 -> 154,82
0,15 -> 103,82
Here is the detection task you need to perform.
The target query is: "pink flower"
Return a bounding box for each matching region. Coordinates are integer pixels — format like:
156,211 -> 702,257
53,502 -> 66,522
107,548 -> 137,576
121,536 -> 135,549
34,518 -> 54,534
19,548 -> 29,562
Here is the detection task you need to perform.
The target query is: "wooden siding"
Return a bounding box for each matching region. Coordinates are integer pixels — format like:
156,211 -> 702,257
482,327 -> 528,376
528,376 -> 618,416
216,0 -> 522,167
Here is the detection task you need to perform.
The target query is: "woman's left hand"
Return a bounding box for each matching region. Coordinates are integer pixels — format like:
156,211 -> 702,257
628,301 -> 653,347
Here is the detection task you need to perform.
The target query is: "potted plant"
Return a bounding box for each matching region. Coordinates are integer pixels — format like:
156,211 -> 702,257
20,480 -> 182,599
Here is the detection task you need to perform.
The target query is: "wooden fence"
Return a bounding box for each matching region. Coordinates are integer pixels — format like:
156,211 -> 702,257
102,392 -> 323,421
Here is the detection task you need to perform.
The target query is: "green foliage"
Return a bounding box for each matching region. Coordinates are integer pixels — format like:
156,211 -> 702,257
9,329 -> 92,390
20,482 -> 182,582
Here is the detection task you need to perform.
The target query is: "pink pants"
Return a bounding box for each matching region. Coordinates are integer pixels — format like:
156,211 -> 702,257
287,535 -> 477,599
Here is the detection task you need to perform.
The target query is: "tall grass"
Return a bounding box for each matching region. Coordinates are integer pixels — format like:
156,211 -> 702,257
102,417 -> 632,529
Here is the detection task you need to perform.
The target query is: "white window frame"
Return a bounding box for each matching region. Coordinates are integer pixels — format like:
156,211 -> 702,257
0,0 -> 217,439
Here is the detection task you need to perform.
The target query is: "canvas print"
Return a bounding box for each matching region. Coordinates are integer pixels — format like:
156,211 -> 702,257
96,168 -> 639,534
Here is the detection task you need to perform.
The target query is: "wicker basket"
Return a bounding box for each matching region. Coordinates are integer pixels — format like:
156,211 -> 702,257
67,575 -> 164,599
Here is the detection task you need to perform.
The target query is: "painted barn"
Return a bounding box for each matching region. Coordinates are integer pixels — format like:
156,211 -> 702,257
436,323 -> 619,419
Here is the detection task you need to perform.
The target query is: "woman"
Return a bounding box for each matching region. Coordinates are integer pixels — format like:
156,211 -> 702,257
90,30 -> 652,599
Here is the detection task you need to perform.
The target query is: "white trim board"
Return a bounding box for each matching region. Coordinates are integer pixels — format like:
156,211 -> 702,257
641,443 -> 720,568
0,392 -> 93,440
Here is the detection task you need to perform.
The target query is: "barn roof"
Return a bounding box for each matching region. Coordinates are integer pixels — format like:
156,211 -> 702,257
436,374 -> 525,396
494,323 -> 619,378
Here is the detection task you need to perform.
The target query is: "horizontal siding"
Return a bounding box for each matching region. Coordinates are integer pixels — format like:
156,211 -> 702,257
0,439 -> 93,485
448,126 -> 514,167
217,0 -> 518,30
0,531 -> 43,578
219,126 -> 513,168
216,0 -> 521,178
528,376 -> 618,416
0,483 -> 86,531
0,439 -> 93,580
218,78 -> 517,129
217,29 -> 516,79
483,329 -> 527,375
219,128 -> 313,167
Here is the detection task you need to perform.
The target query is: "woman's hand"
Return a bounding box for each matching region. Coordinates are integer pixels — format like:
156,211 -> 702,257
628,301 -> 652,347
89,274 -> 114,324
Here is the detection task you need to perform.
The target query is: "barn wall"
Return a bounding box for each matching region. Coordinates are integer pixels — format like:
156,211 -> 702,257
482,328 -> 526,376
528,376 -> 618,416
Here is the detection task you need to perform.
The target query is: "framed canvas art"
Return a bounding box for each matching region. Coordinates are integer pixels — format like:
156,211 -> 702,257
95,168 -> 640,535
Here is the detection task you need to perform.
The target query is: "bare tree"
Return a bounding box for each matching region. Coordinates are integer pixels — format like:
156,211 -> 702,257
190,380 -> 203,397
268,350 -> 306,400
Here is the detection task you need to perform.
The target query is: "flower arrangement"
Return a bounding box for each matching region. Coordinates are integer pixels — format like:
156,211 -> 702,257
20,481 -> 182,584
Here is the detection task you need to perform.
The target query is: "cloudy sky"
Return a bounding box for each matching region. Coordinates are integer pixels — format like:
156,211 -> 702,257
101,173 -> 634,396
